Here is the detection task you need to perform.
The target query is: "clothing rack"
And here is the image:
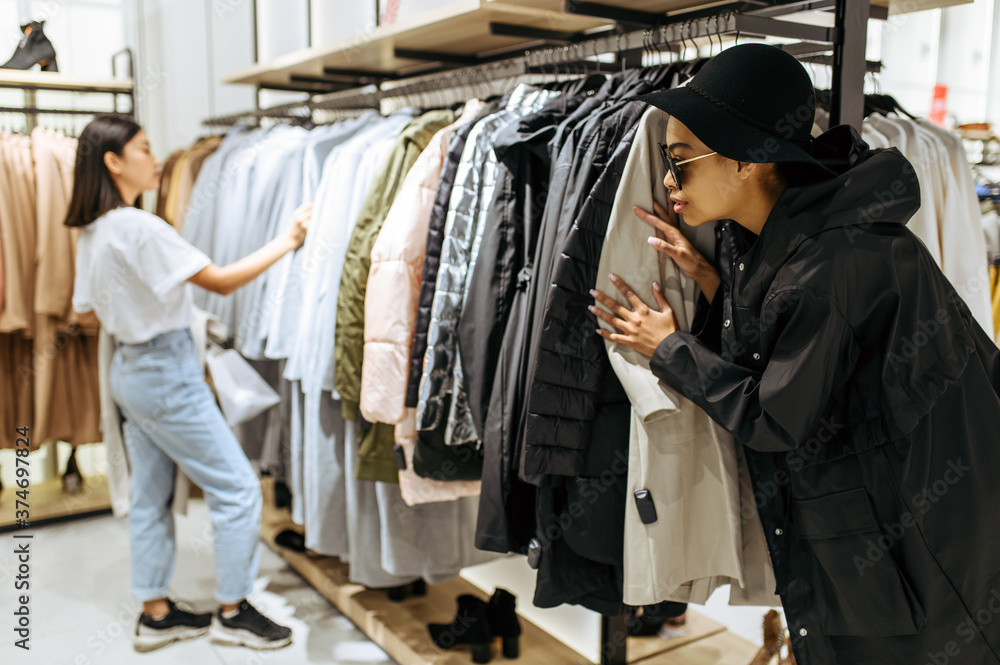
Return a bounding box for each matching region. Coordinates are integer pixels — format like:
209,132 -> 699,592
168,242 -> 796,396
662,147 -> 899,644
203,0 -> 876,134
0,50 -> 137,528
199,2 -> 880,663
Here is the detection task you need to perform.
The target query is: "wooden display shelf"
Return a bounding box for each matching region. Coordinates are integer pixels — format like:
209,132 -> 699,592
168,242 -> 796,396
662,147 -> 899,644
486,0 -> 757,15
0,70 -> 133,92
0,473 -> 111,531
635,631 -> 762,665
222,1 -> 611,89
260,478 -> 759,665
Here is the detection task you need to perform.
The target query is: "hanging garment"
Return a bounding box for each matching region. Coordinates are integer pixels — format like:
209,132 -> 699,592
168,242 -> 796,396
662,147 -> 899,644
414,86 -> 557,438
361,101 -> 488,505
456,88 -> 595,447
0,133 -> 36,336
596,107 -> 777,607
473,83 -> 648,554
285,111 -> 414,391
290,111 -> 414,545
361,101 -> 485,426
519,87 -> 655,480
156,149 -> 184,221
917,118 -> 994,330
32,127 -> 101,446
865,113 -> 993,334
170,137 -> 222,231
264,111 -> 379,362
235,127 -> 310,359
406,103 -> 499,410
650,128 -> 1000,665
334,108 -> 456,482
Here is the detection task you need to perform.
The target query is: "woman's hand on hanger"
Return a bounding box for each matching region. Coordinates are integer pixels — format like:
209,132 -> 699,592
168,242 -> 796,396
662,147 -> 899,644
634,200 -> 720,303
287,202 -> 313,249
590,276 -> 678,358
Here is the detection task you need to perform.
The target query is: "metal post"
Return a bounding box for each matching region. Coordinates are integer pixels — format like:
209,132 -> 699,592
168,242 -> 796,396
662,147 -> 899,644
829,0 -> 870,129
600,614 -> 627,665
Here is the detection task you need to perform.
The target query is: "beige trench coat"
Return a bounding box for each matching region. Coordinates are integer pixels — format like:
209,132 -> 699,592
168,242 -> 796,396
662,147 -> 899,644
596,107 -> 779,607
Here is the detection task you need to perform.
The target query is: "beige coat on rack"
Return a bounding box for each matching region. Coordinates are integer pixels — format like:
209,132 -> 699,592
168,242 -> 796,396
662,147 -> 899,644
0,132 -> 36,337
596,108 -> 779,607
31,127 -> 102,446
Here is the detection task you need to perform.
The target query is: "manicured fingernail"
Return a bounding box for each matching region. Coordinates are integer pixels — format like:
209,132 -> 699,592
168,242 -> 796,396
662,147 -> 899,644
609,274 -> 617,281
588,305 -> 596,313
648,237 -> 658,246
589,289 -> 598,297
653,282 -> 661,291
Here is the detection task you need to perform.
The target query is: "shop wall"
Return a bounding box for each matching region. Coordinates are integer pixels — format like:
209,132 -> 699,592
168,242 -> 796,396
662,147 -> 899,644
0,0 -> 132,135
135,0 -> 255,158
878,0 -> 999,126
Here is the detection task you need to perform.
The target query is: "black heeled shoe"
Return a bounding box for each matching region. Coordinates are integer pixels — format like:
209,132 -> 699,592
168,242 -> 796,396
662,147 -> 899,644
486,588 -> 521,659
428,594 -> 493,664
1,21 -> 59,72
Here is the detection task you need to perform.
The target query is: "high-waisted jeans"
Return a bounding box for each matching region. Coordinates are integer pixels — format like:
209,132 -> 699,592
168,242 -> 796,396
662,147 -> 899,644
110,328 -> 261,604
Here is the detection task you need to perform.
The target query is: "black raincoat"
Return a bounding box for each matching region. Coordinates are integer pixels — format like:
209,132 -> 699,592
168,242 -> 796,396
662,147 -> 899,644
650,127 -> 1000,665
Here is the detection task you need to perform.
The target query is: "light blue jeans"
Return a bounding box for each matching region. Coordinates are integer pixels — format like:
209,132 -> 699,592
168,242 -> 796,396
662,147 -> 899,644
110,328 -> 262,604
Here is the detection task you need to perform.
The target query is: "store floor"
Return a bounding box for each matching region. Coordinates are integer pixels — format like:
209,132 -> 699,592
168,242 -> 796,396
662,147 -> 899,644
1,499 -> 396,665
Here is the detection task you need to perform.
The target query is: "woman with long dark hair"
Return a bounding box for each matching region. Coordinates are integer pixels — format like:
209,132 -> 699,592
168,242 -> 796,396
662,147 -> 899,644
592,44 -> 1000,665
68,115 -> 310,653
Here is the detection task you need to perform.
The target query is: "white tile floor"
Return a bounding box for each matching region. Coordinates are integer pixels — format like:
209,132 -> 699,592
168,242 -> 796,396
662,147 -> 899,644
0,499 -> 395,665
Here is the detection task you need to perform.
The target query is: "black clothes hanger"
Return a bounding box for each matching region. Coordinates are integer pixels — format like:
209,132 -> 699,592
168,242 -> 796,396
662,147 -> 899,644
864,93 -> 919,120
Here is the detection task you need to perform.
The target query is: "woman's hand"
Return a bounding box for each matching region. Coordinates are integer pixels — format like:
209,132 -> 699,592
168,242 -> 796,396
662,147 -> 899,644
590,274 -> 678,358
287,202 -> 313,249
634,200 -> 720,303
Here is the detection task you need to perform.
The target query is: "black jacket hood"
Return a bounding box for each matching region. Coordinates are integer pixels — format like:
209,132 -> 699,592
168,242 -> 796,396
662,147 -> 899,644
739,126 -> 921,294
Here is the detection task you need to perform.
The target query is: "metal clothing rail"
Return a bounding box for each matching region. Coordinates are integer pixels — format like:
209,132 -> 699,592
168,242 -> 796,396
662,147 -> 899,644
203,0 -> 872,132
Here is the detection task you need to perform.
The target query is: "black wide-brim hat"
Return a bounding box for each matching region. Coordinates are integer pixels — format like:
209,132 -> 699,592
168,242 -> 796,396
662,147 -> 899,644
636,43 -> 841,177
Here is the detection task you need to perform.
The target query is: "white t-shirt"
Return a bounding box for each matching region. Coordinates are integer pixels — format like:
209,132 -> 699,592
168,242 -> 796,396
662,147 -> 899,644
72,207 -> 212,344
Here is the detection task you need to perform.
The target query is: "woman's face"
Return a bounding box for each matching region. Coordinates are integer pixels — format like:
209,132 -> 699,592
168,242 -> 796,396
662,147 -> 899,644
662,117 -> 738,227
107,130 -> 161,195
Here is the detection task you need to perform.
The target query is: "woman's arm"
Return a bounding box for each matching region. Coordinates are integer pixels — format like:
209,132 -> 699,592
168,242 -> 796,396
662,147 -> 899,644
189,203 -> 311,296
593,278 -> 858,453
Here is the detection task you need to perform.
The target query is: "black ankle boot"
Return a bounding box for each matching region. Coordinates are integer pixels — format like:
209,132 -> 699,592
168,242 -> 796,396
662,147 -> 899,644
486,588 -> 521,659
62,448 -> 83,495
428,595 -> 493,664
2,21 -> 58,72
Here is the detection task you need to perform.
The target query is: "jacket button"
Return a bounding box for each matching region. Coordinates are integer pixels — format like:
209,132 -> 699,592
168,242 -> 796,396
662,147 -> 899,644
753,353 -> 761,360
799,628 -> 808,637
738,262 -> 745,271
723,319 -> 731,328
775,528 -> 783,536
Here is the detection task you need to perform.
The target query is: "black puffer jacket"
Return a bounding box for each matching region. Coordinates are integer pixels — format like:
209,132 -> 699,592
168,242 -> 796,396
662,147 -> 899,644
520,95 -> 651,479
651,127 -> 1000,665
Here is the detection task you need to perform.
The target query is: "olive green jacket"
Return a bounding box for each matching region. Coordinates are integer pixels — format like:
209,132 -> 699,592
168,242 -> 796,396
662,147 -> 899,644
334,109 -> 455,482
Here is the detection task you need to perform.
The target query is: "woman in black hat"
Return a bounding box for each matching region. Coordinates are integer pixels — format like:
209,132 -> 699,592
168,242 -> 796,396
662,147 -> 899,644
590,43 -> 1000,665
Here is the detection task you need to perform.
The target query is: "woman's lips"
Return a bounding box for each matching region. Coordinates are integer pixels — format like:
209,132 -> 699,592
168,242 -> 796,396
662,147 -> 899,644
673,201 -> 687,214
